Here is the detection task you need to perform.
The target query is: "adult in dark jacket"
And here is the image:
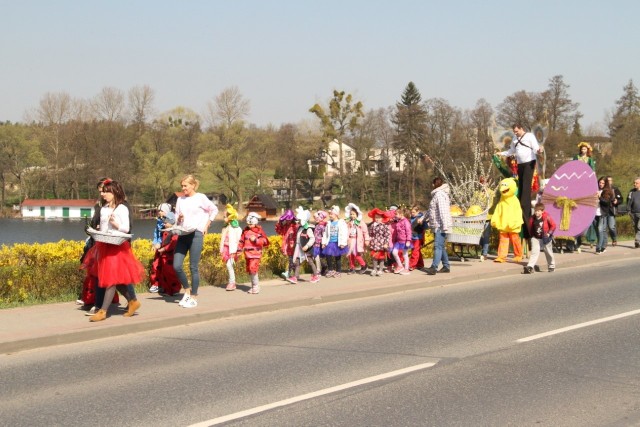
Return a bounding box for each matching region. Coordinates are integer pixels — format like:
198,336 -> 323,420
606,176 -> 622,245
596,177 -> 615,254
627,177 -> 640,248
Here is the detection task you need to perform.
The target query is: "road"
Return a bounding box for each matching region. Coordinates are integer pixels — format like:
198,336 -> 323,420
1,259 -> 638,426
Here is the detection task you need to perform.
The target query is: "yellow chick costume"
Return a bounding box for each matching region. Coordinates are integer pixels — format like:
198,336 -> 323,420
490,178 -> 523,262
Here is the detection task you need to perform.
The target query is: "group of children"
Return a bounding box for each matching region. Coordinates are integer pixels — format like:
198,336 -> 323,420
270,203 -> 428,284
147,198 -> 559,298
147,202 -> 431,296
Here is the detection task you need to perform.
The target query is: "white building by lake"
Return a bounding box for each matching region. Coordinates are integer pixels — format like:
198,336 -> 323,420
21,199 -> 96,219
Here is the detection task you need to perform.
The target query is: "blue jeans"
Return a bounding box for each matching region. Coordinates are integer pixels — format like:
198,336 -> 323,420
597,215 -> 610,250
431,229 -> 450,269
479,221 -> 491,256
173,231 -> 204,295
605,215 -> 617,242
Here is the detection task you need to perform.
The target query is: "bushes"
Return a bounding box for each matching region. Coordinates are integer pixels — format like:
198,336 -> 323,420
0,229 -> 441,308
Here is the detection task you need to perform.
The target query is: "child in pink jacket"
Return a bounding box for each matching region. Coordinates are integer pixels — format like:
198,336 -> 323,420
345,203 -> 370,274
391,206 -> 412,274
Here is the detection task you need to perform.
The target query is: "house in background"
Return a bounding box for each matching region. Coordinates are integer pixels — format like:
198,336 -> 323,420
244,194 -> 278,220
21,199 -> 96,219
307,138 -> 407,177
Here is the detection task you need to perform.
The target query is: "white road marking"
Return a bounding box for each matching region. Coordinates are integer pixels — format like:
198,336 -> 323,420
188,361 -> 437,426
517,309 -> 640,343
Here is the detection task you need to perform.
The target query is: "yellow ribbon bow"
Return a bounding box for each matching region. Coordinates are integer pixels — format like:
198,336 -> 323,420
554,196 -> 577,230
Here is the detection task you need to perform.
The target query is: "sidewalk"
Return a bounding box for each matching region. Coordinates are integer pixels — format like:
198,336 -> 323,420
1,242 -> 636,354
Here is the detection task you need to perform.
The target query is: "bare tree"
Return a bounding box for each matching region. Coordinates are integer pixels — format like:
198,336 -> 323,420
206,86 -> 250,128
469,98 -> 494,156
37,92 -> 73,125
128,85 -> 156,127
542,75 -> 579,133
36,92 -> 75,197
92,87 -> 125,122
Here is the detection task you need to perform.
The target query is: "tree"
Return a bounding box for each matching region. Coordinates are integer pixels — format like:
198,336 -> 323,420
609,79 -> 640,136
91,87 -> 125,122
36,92 -> 75,198
392,82 -> 428,204
469,98 -> 495,157
495,90 -> 544,130
542,75 -> 580,133
206,86 -> 250,129
128,85 -> 156,132
0,123 -> 45,204
606,80 -> 640,186
132,130 -> 181,204
309,90 -> 364,176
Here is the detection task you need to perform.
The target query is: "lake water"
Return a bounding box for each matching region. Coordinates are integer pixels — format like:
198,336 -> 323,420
0,218 -> 278,246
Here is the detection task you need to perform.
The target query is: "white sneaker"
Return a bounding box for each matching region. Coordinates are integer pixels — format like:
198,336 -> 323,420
182,298 -> 198,308
84,306 -> 97,316
149,285 -> 159,293
178,294 -> 191,307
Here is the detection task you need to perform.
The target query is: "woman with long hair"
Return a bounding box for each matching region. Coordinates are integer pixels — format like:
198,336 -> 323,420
173,175 -> 219,308
83,179 -> 144,321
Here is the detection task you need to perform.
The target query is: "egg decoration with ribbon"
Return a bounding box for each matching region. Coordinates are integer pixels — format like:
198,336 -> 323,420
541,160 -> 598,238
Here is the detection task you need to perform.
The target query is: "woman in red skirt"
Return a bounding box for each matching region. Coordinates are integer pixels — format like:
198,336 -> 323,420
82,179 -> 144,322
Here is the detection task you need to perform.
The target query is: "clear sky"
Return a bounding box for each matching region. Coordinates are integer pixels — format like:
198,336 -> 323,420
2,0 -> 639,133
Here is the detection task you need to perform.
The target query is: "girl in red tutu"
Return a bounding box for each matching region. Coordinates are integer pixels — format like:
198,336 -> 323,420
148,211 -> 181,296
83,179 -> 144,322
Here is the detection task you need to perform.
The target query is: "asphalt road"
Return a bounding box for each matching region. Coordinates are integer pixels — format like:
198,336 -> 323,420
1,258 -> 639,426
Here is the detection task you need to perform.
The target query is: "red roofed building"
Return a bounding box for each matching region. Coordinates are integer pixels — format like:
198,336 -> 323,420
21,199 -> 97,219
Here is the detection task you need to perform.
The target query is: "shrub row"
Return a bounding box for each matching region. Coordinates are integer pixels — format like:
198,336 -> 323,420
0,231 -> 436,307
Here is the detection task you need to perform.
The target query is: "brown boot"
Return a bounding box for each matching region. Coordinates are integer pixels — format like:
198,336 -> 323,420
89,309 -> 107,322
123,299 -> 141,317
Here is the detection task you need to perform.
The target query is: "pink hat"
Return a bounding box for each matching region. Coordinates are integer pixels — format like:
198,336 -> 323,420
314,210 -> 327,222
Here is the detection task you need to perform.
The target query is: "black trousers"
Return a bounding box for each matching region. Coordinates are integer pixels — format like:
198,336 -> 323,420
517,160 -> 536,239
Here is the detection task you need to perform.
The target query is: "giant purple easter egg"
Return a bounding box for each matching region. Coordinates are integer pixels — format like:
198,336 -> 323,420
543,160 -> 598,237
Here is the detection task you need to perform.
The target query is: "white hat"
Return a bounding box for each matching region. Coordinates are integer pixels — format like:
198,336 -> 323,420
345,203 -> 362,221
295,206 -> 311,226
246,212 -> 261,225
330,205 -> 340,215
158,203 -> 172,215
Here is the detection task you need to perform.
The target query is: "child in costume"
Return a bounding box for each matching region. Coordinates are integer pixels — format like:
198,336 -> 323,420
391,206 -> 412,274
220,204 -> 242,291
345,203 -> 370,274
367,208 -> 391,276
409,206 -> 427,270
238,212 -> 270,294
275,209 -> 298,280
524,202 -> 556,273
288,206 -> 319,284
490,177 -> 524,263
384,205 -> 399,272
312,210 -> 328,276
152,203 -> 173,250
148,210 -> 181,295
321,205 -> 349,278
82,179 -> 144,322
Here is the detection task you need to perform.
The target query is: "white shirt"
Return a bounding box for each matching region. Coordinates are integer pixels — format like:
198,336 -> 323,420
100,204 -> 130,233
501,132 -> 540,164
175,193 -> 219,233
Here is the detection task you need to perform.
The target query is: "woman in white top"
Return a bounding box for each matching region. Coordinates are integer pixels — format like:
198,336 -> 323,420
173,175 -> 219,308
82,179 -> 144,322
